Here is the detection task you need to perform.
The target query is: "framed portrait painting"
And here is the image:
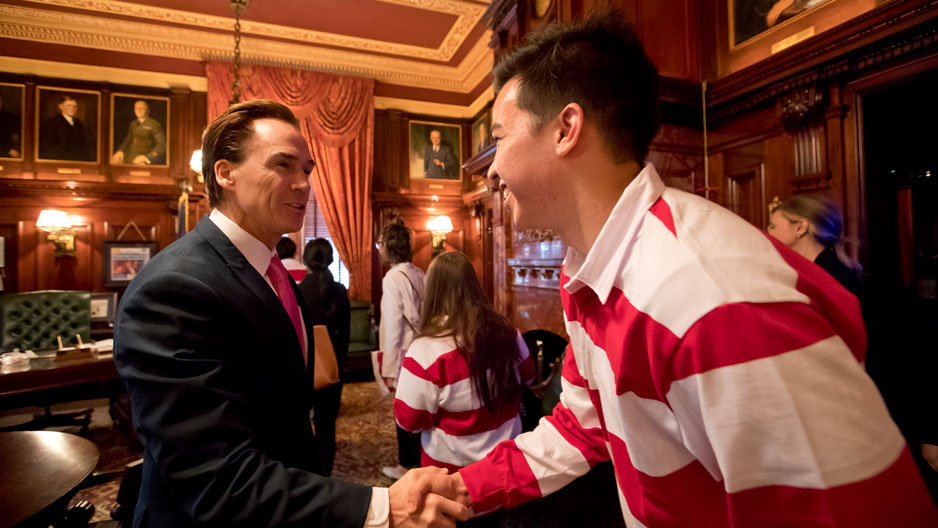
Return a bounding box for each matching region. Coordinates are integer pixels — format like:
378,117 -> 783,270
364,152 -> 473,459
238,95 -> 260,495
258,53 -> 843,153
110,93 -> 170,167
103,241 -> 158,287
0,82 -> 25,160
471,111 -> 491,157
409,121 -> 462,181
36,86 -> 100,163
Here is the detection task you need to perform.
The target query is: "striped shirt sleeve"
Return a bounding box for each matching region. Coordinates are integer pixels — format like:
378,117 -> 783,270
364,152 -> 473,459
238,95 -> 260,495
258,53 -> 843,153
664,301 -> 937,526
459,345 -> 609,514
393,341 -> 440,433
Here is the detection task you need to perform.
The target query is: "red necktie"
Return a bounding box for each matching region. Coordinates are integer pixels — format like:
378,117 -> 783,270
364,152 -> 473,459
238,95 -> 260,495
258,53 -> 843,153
267,255 -> 306,366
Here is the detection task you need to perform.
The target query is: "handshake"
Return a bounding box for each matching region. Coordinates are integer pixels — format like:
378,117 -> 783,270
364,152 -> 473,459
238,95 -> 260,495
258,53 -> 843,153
388,467 -> 473,528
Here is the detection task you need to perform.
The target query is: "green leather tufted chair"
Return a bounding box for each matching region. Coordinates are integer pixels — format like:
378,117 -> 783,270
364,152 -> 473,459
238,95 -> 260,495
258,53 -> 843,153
0,290 -> 91,352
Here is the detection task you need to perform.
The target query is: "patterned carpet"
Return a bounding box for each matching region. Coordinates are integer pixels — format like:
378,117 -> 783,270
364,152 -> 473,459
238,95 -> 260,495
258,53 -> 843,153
4,380 -> 625,526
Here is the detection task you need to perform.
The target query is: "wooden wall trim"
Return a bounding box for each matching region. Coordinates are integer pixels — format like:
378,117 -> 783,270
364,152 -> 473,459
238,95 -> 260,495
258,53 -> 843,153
708,1 -> 938,123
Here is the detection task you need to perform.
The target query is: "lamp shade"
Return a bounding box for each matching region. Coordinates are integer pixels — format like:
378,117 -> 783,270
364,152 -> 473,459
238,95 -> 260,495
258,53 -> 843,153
427,216 -> 454,233
36,209 -> 72,231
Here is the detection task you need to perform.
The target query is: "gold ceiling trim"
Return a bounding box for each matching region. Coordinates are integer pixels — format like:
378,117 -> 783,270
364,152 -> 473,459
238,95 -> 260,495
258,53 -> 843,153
0,57 -> 493,118
22,0 -> 486,62
0,4 -> 492,93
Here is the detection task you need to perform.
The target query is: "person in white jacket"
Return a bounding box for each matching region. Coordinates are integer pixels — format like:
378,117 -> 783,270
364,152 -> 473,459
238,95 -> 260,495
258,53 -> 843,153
376,219 -> 426,481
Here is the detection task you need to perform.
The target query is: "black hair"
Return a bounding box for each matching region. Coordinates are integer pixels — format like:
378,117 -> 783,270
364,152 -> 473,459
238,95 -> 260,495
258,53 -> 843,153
493,9 -> 659,164
275,237 -> 297,260
379,220 -> 413,264
303,238 -> 336,300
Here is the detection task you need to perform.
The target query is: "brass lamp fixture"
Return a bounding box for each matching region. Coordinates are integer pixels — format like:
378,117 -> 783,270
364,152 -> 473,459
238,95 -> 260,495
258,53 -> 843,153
427,216 -> 454,257
36,209 -> 76,257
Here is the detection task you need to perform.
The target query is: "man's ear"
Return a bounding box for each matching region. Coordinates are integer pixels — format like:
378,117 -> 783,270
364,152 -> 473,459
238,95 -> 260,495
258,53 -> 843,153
215,159 -> 235,191
555,103 -> 584,157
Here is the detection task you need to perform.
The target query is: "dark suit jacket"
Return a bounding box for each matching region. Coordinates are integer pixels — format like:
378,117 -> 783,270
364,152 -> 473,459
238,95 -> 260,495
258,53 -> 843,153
117,116 -> 166,164
114,217 -> 371,528
39,114 -> 93,161
424,144 -> 457,179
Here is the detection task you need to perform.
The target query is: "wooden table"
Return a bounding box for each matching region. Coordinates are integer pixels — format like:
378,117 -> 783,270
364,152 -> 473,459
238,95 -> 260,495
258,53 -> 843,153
0,353 -> 118,400
0,431 -> 99,528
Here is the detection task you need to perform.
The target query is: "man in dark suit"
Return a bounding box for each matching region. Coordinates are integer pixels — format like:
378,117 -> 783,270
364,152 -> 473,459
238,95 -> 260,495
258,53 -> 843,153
0,93 -> 21,158
115,99 -> 468,528
39,94 -> 94,161
423,130 -> 457,179
111,99 -> 166,165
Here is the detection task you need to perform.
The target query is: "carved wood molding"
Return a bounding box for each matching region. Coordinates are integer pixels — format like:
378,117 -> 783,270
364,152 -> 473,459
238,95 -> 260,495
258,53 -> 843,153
0,179 -> 186,201
709,1 -> 938,124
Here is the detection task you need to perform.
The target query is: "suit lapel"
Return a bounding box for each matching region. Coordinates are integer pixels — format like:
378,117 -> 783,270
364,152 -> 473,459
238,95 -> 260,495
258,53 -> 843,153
193,218 -> 311,381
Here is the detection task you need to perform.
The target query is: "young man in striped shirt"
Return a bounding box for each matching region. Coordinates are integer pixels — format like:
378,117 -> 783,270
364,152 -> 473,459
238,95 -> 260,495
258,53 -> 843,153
407,11 -> 938,527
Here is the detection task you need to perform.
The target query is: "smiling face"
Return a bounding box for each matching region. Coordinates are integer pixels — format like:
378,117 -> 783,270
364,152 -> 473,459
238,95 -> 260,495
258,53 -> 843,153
216,118 -> 313,248
488,77 -> 557,231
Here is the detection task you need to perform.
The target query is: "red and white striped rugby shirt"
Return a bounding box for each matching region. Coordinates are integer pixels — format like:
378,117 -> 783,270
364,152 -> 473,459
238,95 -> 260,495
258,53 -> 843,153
394,331 -> 536,472
459,165 -> 938,527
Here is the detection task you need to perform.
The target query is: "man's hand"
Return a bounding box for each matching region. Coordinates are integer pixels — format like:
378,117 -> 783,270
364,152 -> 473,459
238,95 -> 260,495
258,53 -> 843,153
433,159 -> 443,166
111,151 -> 124,164
923,443 -> 938,472
132,154 -> 150,165
389,467 -> 470,528
383,376 -> 397,391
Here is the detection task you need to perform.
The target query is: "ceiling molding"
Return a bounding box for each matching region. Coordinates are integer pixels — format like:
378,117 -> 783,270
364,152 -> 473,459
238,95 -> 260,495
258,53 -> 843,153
0,57 -> 495,118
23,0 -> 487,62
0,56 -> 208,91
374,84 -> 493,118
0,3 -> 493,93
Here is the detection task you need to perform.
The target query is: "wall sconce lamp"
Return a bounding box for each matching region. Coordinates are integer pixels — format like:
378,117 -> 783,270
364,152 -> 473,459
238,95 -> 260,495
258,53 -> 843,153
36,209 -> 76,257
427,216 -> 453,257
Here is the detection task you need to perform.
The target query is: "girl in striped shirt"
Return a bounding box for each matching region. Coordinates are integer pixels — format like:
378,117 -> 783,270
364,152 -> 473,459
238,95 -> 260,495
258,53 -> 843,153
394,251 -> 536,473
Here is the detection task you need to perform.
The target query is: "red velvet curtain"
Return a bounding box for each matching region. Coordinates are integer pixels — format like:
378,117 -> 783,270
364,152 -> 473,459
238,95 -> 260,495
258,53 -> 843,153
206,62 -> 374,300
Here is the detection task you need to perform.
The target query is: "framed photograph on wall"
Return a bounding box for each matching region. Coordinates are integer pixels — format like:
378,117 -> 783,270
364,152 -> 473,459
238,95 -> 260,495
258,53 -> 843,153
90,292 -> 118,324
0,82 -> 25,160
36,86 -> 100,163
471,111 -> 491,156
110,93 -> 169,167
409,121 -> 462,181
103,241 -> 158,287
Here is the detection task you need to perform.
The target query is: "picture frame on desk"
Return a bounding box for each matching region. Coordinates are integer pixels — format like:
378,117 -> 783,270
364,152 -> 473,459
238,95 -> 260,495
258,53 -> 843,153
103,241 -> 158,287
90,292 -> 118,324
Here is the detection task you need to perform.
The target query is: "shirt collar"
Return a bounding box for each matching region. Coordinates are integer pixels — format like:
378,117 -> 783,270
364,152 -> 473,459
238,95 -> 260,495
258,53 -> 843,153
563,163 -> 666,304
63,114 -> 74,125
209,208 -> 275,278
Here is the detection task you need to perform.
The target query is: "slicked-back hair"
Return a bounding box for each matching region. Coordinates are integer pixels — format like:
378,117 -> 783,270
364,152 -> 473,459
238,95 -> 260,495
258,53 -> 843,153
201,99 -> 299,209
493,9 -> 660,164
419,252 -> 523,414
379,220 -> 413,264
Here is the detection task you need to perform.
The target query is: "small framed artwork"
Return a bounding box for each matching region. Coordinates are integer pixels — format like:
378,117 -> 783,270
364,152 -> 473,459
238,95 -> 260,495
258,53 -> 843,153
0,83 -> 25,160
36,86 -> 100,163
110,93 -> 170,167
409,121 -> 462,181
471,111 -> 491,156
103,241 -> 158,287
90,292 -> 118,324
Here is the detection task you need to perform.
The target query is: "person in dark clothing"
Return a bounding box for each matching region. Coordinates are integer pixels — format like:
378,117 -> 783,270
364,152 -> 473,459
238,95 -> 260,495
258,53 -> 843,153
298,237 -> 350,476
767,194 -> 863,297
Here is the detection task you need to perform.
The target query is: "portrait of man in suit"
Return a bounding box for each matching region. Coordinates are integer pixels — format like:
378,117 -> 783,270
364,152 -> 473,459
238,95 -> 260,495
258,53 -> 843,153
37,88 -> 98,162
0,84 -> 24,159
111,97 -> 167,166
114,99 -> 469,528
409,121 -> 461,182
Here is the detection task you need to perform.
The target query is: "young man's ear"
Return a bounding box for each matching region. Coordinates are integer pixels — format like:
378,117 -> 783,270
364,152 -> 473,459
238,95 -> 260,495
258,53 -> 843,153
215,159 -> 235,191
555,103 -> 584,157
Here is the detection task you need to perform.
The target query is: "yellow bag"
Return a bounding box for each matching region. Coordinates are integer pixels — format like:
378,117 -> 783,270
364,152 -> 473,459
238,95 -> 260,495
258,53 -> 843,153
313,324 -> 340,390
